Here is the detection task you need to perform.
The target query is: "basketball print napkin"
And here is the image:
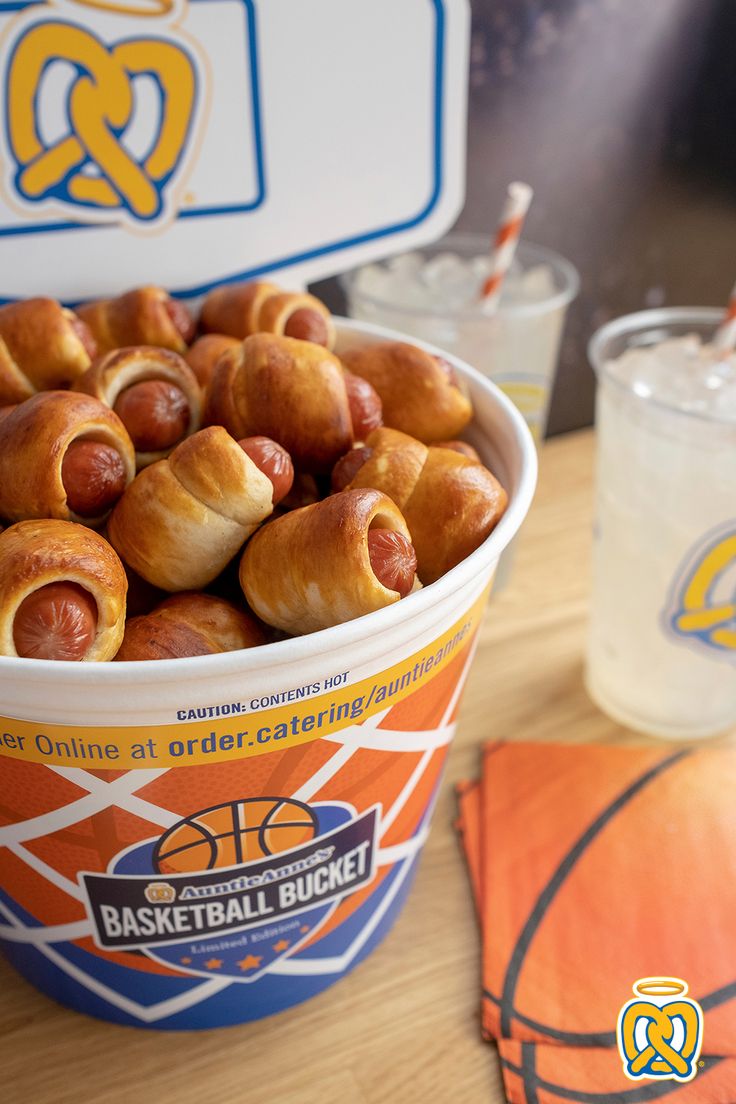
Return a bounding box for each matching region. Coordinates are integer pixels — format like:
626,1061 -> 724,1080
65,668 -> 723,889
456,741 -> 736,1103
454,777 -> 483,918
497,1040 -> 736,1103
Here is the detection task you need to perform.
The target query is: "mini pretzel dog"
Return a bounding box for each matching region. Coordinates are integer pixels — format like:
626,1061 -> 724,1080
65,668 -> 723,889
184,334 -> 240,390
0,519 -> 127,661
0,275 -> 513,663
115,593 -> 265,661
75,346 -> 202,468
107,427 -> 290,591
0,297 -> 96,404
77,285 -> 195,355
206,334 -> 371,473
200,280 -> 335,350
332,427 -> 508,583
0,391 -> 136,525
240,488 -> 418,635
340,340 -> 472,443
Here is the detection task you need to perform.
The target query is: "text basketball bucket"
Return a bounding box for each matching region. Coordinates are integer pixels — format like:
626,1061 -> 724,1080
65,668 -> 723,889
0,319 -> 536,1029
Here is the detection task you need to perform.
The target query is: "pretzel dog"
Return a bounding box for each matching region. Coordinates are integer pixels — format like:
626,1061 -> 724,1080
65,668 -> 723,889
185,334 -> 240,390
332,427 -> 508,583
240,488 -> 418,635
205,334 -> 366,473
200,281 -> 335,350
115,593 -> 265,661
0,391 -> 136,526
75,346 -> 202,468
107,427 -> 286,591
77,286 -> 195,355
0,520 -> 127,661
340,340 -> 472,443
0,298 -> 96,405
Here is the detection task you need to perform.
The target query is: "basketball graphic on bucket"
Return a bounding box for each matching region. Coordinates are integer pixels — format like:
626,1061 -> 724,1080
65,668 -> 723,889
0,613 -> 488,1028
154,798 -> 320,872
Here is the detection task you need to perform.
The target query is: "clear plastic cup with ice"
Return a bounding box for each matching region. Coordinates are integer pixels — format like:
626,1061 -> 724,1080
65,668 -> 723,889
341,232 -> 579,443
587,308 -> 736,739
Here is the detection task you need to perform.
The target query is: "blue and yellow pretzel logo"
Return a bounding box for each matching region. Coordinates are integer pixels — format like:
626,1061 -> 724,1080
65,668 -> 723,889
617,978 -> 703,1083
667,525 -> 736,658
2,3 -> 201,226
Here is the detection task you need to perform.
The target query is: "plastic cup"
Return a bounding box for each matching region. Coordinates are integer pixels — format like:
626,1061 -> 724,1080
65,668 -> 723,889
341,233 -> 577,591
0,317 -> 536,1030
586,308 -> 736,740
340,232 -> 579,444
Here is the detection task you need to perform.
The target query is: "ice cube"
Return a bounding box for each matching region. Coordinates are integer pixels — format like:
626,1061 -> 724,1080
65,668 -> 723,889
712,380 -> 736,421
470,254 -> 493,279
386,252 -> 424,278
353,264 -> 389,297
607,347 -> 672,398
608,336 -> 736,422
420,252 -> 469,289
521,264 -> 557,300
381,276 -> 436,310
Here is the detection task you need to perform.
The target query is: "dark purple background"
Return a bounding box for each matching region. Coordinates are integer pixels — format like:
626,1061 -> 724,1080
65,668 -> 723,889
316,0 -> 736,435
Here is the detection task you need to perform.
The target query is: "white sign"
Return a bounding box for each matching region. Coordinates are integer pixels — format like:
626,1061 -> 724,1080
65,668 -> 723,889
0,0 -> 469,301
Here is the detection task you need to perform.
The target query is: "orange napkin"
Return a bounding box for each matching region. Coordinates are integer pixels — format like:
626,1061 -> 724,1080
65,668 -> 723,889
454,776 -> 483,917
497,1041 -> 736,1103
456,741 -> 736,1100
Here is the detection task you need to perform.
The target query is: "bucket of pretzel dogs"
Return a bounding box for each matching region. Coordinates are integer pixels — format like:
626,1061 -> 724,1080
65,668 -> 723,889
0,283 -> 536,1029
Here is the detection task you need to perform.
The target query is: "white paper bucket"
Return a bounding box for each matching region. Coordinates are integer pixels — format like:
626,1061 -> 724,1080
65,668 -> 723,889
0,318 -> 536,1029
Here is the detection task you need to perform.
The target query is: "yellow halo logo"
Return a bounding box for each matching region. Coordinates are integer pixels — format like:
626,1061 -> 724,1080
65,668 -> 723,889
666,525 -> 736,657
3,14 -> 200,226
68,0 -> 174,15
617,977 -> 703,1083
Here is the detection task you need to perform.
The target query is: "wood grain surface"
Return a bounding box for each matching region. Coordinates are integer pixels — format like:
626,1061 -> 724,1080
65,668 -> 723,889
2,429 -> 655,1104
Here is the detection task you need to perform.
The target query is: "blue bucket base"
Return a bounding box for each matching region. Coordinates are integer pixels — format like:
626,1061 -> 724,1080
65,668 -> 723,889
1,852 -> 421,1031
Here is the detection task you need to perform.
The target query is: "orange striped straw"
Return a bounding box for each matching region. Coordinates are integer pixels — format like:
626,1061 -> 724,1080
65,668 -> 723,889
480,181 -> 534,311
714,280 -> 736,353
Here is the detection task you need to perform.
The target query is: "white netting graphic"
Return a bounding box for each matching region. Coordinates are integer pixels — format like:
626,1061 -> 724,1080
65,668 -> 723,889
0,639 -> 477,1023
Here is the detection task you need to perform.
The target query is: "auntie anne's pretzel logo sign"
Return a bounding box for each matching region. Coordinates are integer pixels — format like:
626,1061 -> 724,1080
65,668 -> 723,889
0,0 -> 205,229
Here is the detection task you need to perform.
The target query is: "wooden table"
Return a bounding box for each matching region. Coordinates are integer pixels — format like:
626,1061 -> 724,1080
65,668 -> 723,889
2,429 -> 641,1104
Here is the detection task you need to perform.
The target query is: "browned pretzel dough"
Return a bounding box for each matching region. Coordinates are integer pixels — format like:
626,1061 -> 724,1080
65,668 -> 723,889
75,345 -> 202,468
205,334 -> 353,473
340,340 -> 472,443
115,593 -> 265,660
341,427 -> 508,583
77,286 -> 194,354
107,426 -> 275,591
0,519 -> 127,661
0,391 -> 135,526
200,281 -> 335,349
0,298 -> 96,404
185,334 -> 240,390
240,488 -> 416,635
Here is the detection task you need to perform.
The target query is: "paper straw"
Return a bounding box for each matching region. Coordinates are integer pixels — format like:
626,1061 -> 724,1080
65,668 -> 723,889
480,181 -> 534,311
714,280 -> 736,352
